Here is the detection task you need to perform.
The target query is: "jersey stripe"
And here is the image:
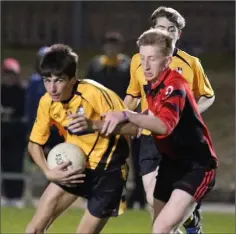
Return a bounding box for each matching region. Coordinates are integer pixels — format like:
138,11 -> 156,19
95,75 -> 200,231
175,53 -> 191,68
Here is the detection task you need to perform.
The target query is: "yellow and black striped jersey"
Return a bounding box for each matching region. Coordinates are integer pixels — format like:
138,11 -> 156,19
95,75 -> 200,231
30,79 -> 129,170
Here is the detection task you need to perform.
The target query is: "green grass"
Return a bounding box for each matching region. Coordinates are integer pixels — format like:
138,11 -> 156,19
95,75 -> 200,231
1,207 -> 235,233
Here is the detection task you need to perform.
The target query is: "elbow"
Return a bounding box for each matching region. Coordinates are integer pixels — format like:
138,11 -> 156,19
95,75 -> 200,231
206,95 -> 215,107
153,121 -> 168,135
210,95 -> 215,105
159,123 -> 168,135
28,141 -> 40,157
28,141 -> 34,156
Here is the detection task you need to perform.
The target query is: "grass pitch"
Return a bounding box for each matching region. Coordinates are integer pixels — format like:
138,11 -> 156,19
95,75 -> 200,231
1,207 -> 234,233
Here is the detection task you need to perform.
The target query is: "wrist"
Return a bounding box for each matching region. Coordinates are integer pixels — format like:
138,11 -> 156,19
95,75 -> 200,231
123,110 -> 133,121
122,111 -> 129,121
91,120 -> 101,131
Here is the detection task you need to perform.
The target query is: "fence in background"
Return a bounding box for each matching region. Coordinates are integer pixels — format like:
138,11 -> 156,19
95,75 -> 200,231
2,1 -> 235,52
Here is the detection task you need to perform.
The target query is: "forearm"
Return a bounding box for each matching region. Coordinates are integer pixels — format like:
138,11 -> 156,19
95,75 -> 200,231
92,120 -> 138,135
197,96 -> 215,113
125,111 -> 167,135
28,141 -> 49,174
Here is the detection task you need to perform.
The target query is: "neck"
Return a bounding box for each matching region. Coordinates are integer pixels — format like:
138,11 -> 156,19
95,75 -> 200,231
149,67 -> 169,88
61,81 -> 78,103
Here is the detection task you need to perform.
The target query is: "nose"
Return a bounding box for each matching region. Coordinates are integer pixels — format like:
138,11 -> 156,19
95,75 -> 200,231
144,59 -> 150,71
49,82 -> 57,93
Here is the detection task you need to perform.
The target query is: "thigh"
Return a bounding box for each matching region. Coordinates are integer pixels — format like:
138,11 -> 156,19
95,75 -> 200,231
139,135 -> 161,176
153,159 -> 181,203
173,166 -> 216,202
88,164 -> 128,219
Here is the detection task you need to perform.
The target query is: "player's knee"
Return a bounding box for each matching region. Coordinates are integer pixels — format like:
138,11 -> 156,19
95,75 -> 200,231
152,219 -> 175,234
145,186 -> 154,207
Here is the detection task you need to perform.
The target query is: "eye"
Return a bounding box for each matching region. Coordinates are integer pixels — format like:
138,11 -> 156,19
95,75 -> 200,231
169,27 -> 177,33
150,57 -> 157,61
156,26 -> 165,30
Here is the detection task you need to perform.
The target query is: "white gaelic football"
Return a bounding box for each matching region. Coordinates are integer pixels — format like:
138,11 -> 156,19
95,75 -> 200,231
47,143 -> 86,171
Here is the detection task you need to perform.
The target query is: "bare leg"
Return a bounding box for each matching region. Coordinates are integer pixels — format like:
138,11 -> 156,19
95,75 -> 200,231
152,189 -> 197,234
153,198 -> 166,223
76,209 -> 109,234
142,168 -> 158,209
25,183 -> 77,234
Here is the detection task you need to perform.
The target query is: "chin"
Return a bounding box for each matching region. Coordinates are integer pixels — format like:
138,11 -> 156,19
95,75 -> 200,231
51,96 -> 61,102
145,76 -> 156,82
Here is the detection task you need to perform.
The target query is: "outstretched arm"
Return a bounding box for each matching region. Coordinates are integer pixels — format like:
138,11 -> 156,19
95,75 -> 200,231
66,113 -> 139,136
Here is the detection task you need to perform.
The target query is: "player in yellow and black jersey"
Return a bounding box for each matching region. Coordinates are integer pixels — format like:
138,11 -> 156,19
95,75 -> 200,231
124,7 -> 215,234
25,44 -> 131,234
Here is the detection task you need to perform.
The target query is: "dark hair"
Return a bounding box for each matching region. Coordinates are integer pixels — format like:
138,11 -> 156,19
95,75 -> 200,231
102,31 -> 124,45
39,44 -> 78,79
150,6 -> 186,30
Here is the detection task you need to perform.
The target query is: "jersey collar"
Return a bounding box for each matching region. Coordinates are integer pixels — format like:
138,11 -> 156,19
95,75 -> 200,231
149,68 -> 171,90
173,47 -> 178,56
61,81 -> 79,104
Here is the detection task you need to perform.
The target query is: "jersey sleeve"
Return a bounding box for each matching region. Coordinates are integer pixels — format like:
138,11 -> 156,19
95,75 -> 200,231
126,54 -> 141,97
192,58 -> 214,99
156,80 -> 186,138
29,96 -> 52,145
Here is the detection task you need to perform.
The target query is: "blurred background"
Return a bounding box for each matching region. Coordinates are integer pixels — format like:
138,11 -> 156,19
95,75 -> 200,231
1,1 -> 235,233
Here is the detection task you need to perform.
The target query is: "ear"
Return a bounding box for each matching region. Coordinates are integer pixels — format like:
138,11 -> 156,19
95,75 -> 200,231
178,30 -> 182,40
71,77 -> 77,84
166,56 -> 172,68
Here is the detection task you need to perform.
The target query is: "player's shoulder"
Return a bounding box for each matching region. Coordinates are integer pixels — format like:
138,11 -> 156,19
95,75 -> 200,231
176,49 -> 200,66
39,93 -> 53,108
78,79 -> 115,97
78,79 -> 123,105
131,53 -> 141,66
78,79 -> 107,92
166,69 -> 188,88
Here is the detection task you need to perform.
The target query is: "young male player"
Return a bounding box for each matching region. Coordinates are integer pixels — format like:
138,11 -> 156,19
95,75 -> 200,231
123,6 -> 215,233
98,29 -> 217,234
25,44 -> 132,234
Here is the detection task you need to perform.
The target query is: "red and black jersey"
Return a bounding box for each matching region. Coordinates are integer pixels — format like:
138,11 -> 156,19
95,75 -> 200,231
146,68 -> 217,168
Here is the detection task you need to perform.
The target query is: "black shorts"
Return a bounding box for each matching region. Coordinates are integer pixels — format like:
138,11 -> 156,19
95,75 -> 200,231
154,157 -> 216,203
138,134 -> 162,176
57,164 -> 128,218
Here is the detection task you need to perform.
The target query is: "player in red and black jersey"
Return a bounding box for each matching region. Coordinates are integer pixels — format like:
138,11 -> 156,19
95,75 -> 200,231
97,29 -> 217,233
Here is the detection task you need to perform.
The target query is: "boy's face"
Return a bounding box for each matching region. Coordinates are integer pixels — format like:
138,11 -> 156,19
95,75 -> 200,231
43,75 -> 76,102
139,45 -> 171,82
154,17 -> 180,45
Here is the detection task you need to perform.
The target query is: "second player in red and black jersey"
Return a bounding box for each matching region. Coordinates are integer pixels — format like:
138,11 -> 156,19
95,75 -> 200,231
99,29 -> 218,233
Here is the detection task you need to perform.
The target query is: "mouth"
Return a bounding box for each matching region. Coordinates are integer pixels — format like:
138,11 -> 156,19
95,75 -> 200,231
51,94 -> 60,100
144,72 -> 153,78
